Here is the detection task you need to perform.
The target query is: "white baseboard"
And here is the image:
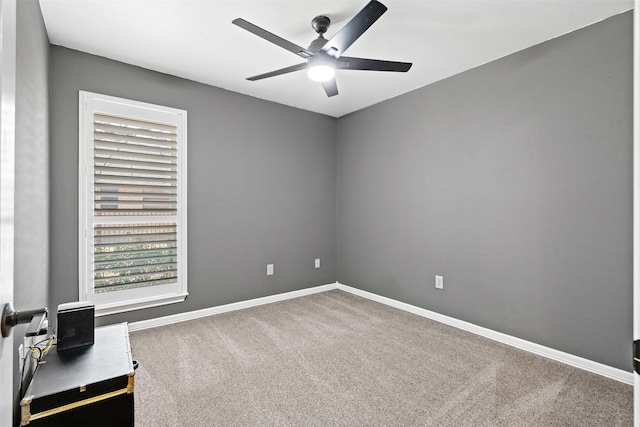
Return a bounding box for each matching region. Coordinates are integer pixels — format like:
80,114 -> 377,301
128,283 -> 338,332
128,281 -> 632,385
335,282 -> 634,385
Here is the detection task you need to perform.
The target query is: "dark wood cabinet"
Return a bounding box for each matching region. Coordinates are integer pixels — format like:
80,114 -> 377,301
20,323 -> 135,426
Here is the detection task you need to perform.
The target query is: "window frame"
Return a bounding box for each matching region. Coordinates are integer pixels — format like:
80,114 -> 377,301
79,91 -> 188,317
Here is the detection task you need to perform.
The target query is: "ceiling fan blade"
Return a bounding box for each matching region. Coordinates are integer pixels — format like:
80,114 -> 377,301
321,0 -> 387,58
336,56 -> 412,72
247,63 -> 308,81
321,79 -> 338,97
232,18 -> 314,59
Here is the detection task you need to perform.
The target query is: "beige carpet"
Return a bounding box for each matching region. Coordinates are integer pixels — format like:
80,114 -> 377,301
129,290 -> 632,426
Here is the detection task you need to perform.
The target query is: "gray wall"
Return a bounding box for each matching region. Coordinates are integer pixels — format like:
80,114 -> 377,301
49,47 -> 337,325
336,12 -> 633,371
14,0 -> 50,421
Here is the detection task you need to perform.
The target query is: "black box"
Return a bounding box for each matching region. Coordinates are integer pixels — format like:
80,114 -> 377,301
56,302 -> 94,352
20,323 -> 135,426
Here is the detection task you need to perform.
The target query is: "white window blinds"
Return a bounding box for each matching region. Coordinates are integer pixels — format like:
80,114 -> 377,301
93,113 -> 178,216
92,114 -> 178,293
79,92 -> 187,316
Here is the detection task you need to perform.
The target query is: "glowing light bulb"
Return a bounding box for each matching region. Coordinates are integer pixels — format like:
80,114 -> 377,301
307,64 -> 335,82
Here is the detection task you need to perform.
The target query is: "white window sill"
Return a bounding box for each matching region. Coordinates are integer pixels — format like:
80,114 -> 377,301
94,292 -> 188,317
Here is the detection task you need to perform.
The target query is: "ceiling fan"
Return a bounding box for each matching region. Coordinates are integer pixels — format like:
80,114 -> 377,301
232,0 -> 412,97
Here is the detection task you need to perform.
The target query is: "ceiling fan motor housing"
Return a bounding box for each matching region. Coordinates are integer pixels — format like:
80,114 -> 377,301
311,15 -> 331,34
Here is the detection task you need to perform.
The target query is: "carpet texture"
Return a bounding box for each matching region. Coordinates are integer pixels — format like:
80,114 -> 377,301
129,290 -> 632,426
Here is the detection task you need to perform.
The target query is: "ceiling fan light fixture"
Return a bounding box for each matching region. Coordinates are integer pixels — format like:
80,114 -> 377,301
307,64 -> 335,82
233,1 -> 412,97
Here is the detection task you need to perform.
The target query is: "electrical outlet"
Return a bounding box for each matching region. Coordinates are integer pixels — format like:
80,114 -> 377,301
267,264 -> 274,276
435,275 -> 444,290
315,258 -> 320,269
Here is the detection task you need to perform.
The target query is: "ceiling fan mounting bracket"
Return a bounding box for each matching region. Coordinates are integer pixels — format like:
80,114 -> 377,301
311,16 -> 331,35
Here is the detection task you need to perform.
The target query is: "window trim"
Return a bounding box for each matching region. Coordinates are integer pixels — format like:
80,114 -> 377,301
79,91 -> 188,317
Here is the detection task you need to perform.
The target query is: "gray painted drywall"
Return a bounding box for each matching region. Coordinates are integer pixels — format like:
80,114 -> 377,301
49,47 -> 337,325
336,12 -> 633,371
13,0 -> 50,420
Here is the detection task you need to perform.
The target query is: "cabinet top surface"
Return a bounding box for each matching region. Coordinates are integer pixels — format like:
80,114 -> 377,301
24,323 -> 133,399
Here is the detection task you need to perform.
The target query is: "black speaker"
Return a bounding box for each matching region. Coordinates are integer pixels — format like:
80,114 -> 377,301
56,302 -> 95,352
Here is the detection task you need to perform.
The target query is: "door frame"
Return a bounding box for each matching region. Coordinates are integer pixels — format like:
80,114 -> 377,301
633,0 -> 639,425
0,0 -> 17,425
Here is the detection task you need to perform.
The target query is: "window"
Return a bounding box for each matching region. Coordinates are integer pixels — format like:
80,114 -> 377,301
79,91 -> 187,316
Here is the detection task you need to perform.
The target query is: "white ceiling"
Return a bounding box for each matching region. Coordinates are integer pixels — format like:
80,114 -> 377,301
39,0 -> 632,118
